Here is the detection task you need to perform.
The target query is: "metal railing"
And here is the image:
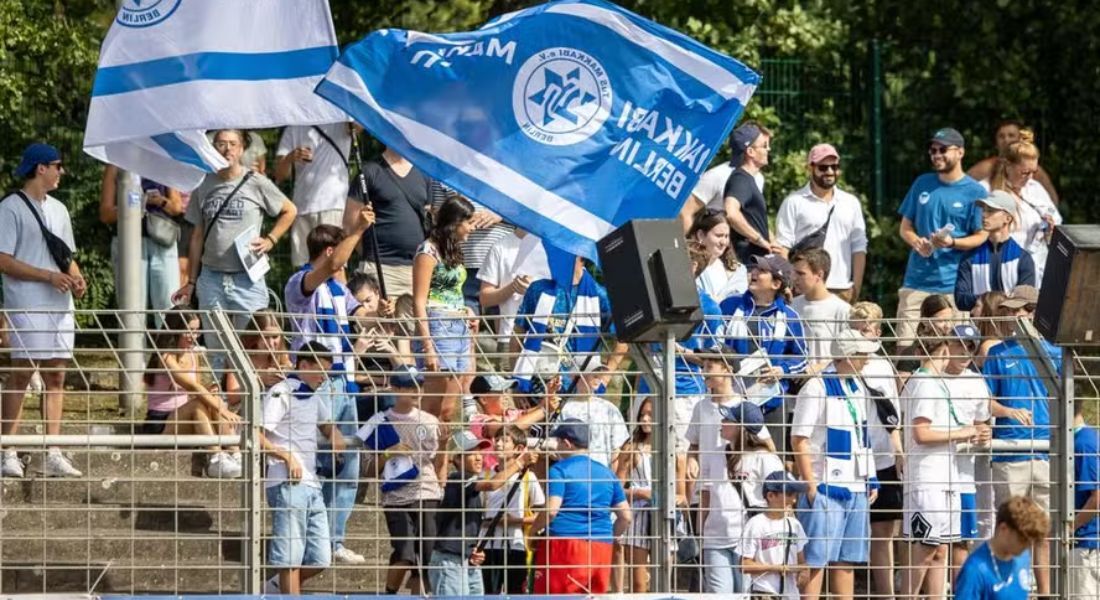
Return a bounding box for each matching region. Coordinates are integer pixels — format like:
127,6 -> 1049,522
0,307 -> 1096,597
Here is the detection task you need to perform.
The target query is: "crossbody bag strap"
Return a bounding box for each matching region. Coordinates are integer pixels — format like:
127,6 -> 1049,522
14,191 -> 56,242
200,171 -> 254,251
779,516 -> 793,596
311,125 -> 349,168
381,165 -> 429,225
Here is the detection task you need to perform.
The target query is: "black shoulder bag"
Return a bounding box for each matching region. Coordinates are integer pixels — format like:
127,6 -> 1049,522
790,205 -> 836,254
13,191 -> 73,273
311,125 -> 349,168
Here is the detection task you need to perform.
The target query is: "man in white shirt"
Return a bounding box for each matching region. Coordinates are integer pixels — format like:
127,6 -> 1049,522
275,123 -> 354,266
790,248 -> 851,374
775,144 -> 867,301
478,229 -> 550,368
0,143 -> 85,478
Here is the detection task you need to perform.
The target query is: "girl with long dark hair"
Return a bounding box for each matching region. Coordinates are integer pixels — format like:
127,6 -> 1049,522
689,208 -> 748,301
412,194 -> 477,422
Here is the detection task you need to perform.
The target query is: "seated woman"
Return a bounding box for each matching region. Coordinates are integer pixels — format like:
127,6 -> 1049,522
143,308 -> 242,478
239,310 -> 293,389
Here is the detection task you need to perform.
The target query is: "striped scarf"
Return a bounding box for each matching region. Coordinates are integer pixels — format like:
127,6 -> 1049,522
296,265 -> 355,379
970,239 -> 1025,297
513,272 -> 603,390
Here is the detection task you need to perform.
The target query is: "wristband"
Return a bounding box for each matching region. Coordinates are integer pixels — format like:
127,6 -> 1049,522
265,234 -> 277,246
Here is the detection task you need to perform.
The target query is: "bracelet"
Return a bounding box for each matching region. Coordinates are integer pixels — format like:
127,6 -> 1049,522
265,234 -> 277,246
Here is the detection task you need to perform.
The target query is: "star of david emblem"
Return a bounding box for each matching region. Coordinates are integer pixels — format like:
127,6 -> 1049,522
527,66 -> 597,126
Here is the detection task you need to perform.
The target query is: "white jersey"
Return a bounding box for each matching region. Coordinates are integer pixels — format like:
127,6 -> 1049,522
862,355 -> 901,471
741,513 -> 807,599
946,369 -> 992,494
903,370 -> 963,493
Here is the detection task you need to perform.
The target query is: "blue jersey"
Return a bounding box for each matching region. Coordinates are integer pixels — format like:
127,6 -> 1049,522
1076,425 -> 1100,549
898,172 -> 986,292
953,542 -> 1031,600
981,339 -> 1061,462
546,454 -> 626,542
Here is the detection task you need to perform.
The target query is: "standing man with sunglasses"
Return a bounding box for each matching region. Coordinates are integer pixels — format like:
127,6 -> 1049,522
775,144 -> 867,302
0,143 -> 85,478
721,122 -> 778,265
896,128 -> 987,346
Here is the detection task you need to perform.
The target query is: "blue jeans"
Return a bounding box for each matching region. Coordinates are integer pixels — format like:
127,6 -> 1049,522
316,377 -> 360,550
702,547 -> 744,593
266,483 -> 331,567
429,549 -> 484,596
195,269 -> 269,369
112,236 -> 180,328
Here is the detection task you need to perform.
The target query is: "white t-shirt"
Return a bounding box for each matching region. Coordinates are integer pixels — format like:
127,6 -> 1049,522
862,355 -> 901,471
703,478 -> 747,551
0,192 -> 76,312
480,470 -> 545,551
790,294 -> 851,364
903,371 -> 962,493
691,163 -> 735,210
733,449 -> 785,509
478,232 -> 529,345
686,397 -> 773,493
276,123 -> 352,215
741,513 -> 807,599
946,369 -> 992,494
790,375 -> 870,492
560,398 -> 630,468
775,185 -> 868,290
696,259 -> 749,302
261,377 -> 332,489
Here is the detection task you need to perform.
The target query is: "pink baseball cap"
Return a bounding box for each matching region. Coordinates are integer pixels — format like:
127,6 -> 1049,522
807,143 -> 840,164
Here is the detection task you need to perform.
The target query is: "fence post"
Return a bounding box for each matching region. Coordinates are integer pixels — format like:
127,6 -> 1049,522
116,169 -> 144,417
209,310 -> 264,594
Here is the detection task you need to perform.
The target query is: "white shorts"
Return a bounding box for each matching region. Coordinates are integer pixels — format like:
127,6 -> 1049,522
6,310 -> 75,361
673,395 -> 703,453
903,488 -> 960,546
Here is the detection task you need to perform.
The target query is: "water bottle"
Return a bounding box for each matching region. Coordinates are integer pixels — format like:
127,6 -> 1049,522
933,223 -> 956,246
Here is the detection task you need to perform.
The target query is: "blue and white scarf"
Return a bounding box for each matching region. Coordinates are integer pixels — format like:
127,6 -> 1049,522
296,265 -> 355,382
970,239 -> 1025,296
513,272 -> 604,391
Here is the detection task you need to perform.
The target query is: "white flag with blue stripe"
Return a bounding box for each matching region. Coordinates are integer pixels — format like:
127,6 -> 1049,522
316,0 -> 759,261
83,0 -> 348,191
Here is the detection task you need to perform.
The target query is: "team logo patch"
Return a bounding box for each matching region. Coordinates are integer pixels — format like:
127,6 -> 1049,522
116,0 -> 182,28
918,191 -> 931,205
910,512 -> 932,539
513,47 -> 613,146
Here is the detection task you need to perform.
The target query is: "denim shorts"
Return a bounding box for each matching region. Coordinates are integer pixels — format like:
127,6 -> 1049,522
266,483 -> 331,567
797,490 -> 870,567
417,307 -> 471,373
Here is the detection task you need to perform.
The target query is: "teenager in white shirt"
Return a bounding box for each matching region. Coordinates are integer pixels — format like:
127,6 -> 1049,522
741,471 -> 810,599
790,248 -> 851,373
688,209 -> 749,301
899,333 -> 982,599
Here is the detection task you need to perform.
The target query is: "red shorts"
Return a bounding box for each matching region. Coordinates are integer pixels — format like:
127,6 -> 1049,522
532,537 -> 614,595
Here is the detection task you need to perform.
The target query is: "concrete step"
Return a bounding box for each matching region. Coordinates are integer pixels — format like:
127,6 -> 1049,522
0,559 -> 245,595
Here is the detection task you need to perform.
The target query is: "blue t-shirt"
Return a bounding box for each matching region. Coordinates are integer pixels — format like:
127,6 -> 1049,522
898,172 -> 986,292
953,542 -> 1032,600
546,454 -> 626,542
1076,425 -> 1100,548
981,339 -> 1061,462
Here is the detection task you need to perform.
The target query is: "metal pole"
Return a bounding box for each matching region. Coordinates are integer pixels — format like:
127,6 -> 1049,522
349,128 -> 388,299
210,309 -> 264,594
116,169 -> 144,418
1059,353 -> 1075,596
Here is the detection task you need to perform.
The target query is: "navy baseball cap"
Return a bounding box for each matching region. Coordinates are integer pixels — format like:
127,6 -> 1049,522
729,123 -> 763,162
762,470 -> 809,495
390,364 -> 424,389
718,402 -> 765,435
751,254 -> 794,283
15,143 -> 61,178
930,127 -> 965,148
549,418 -> 590,448
471,374 -> 517,396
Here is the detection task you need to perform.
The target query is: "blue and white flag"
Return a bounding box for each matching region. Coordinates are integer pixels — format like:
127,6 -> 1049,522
83,0 -> 348,190
316,0 -> 759,261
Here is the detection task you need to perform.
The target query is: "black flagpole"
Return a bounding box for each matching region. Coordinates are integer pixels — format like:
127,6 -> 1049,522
349,126 -> 388,299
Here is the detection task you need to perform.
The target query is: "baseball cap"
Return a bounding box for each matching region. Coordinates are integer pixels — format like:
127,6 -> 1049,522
930,127 -> 965,148
951,323 -> 981,351
470,374 -> 517,396
807,143 -> 840,164
548,418 -> 590,448
390,364 -> 424,389
762,470 -> 809,495
14,143 -> 61,179
1001,285 -> 1039,309
977,190 -> 1018,215
450,429 -> 492,452
831,329 -> 881,358
718,402 -> 765,436
729,123 -> 763,162
751,254 -> 794,283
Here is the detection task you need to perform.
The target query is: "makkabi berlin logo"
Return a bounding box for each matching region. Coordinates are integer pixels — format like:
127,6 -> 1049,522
116,0 -> 182,28
513,47 -> 613,146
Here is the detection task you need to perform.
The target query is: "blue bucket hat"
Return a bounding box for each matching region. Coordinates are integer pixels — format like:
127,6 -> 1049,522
15,143 -> 61,178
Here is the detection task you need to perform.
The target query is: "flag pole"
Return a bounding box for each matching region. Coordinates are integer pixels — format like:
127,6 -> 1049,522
349,126 -> 388,299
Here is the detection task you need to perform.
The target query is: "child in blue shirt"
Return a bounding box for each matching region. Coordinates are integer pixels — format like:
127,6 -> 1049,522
954,496 -> 1048,599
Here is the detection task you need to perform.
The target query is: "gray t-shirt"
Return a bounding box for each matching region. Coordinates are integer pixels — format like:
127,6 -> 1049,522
0,192 -> 75,311
185,172 -> 287,273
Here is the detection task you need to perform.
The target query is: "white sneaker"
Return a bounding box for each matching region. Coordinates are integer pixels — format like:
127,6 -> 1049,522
262,577 -> 280,594
1,450 -> 24,477
333,545 -> 367,565
42,449 -> 82,478
206,452 -> 242,479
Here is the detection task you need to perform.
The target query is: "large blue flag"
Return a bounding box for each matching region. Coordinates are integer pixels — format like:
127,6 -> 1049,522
316,0 -> 759,261
84,0 -> 348,190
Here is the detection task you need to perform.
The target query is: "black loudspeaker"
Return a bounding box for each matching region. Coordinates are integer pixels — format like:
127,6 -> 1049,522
1035,225 -> 1100,344
597,219 -> 702,343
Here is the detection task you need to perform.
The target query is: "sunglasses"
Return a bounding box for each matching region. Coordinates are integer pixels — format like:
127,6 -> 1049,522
814,164 -> 839,173
928,145 -> 956,156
